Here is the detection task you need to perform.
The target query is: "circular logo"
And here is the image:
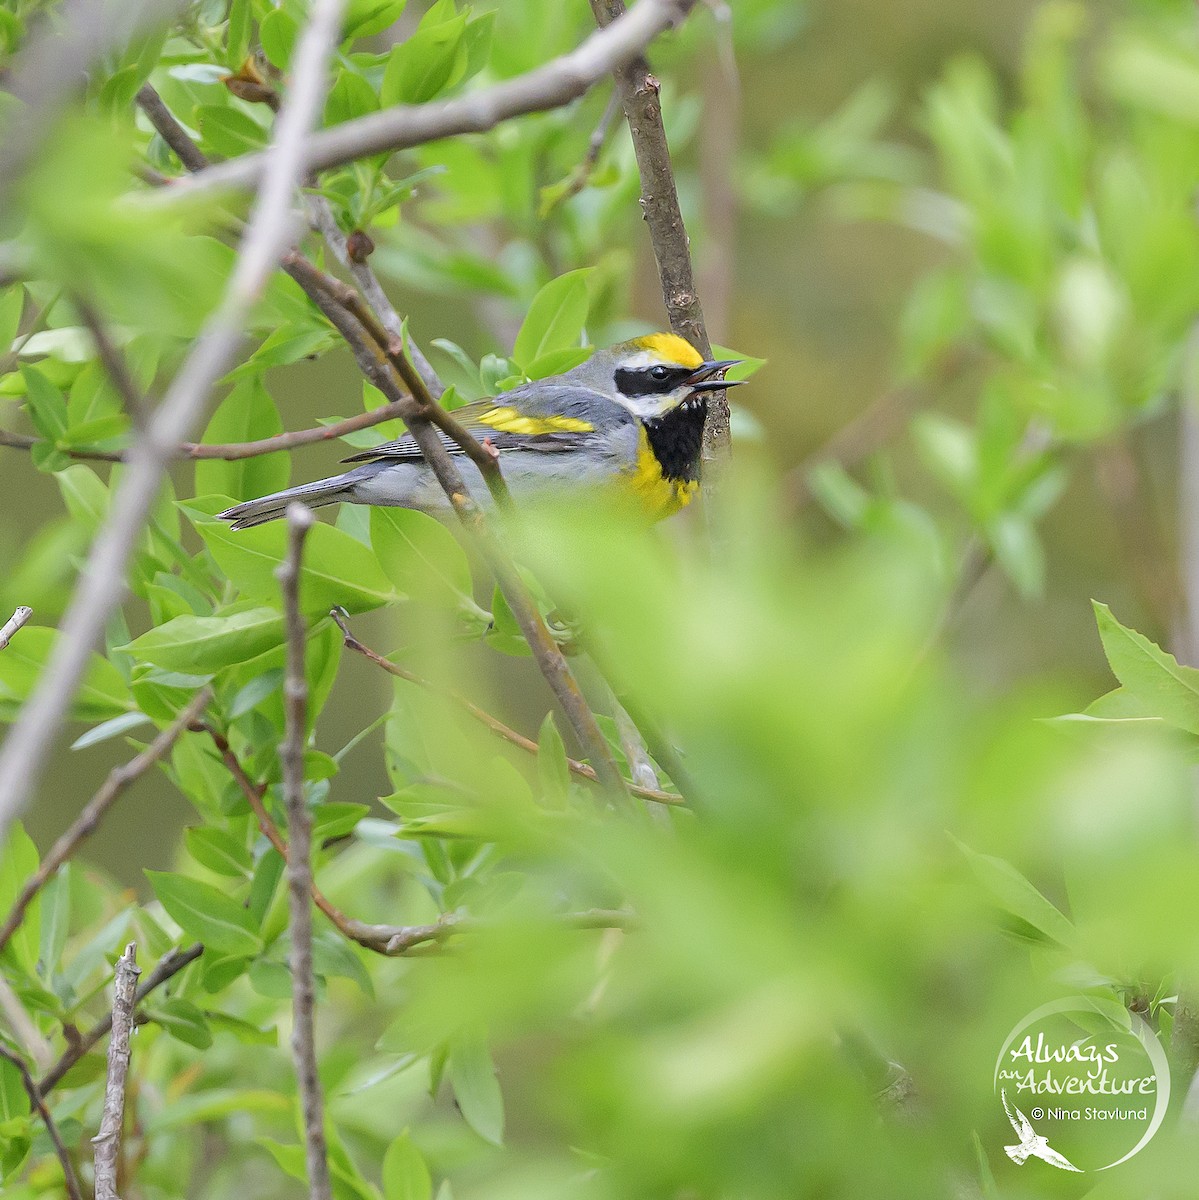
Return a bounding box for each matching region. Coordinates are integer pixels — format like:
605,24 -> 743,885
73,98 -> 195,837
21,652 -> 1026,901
993,999 -> 1169,1173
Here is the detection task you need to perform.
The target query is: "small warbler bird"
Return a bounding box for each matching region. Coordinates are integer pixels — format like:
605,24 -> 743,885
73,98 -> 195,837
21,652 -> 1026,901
218,333 -> 741,529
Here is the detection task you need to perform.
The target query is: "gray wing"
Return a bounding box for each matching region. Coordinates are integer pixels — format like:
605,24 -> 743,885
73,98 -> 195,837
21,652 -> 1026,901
342,384 -> 633,464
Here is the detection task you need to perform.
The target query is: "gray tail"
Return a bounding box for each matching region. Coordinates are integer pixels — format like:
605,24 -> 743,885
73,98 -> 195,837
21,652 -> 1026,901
217,473 -> 355,530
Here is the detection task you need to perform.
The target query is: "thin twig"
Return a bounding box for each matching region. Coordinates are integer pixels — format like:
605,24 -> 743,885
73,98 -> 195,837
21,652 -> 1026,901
0,689 -> 212,957
543,87 -> 622,212
72,294 -> 150,427
201,723 -> 646,951
307,196 -> 444,398
330,609 -> 682,805
38,943 -> 204,1096
0,1045 -> 83,1200
590,0 -> 724,462
175,0 -> 697,197
135,83 -> 210,172
0,607 -> 32,652
0,402 -> 413,464
0,0 -> 344,843
278,505 -> 333,1200
92,941 -> 139,1200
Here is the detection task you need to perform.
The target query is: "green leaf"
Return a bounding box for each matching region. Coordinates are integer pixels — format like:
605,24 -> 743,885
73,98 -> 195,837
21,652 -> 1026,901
0,822 -> 40,975
370,507 -> 473,608
71,711 -> 154,750
197,104 -> 268,157
21,365 -> 68,441
1092,601 -> 1199,734
953,839 -> 1076,948
523,345 -> 593,381
185,827 -> 252,877
383,1132 -> 432,1200
0,626 -> 133,721
119,608 -> 286,674
342,0 -> 407,41
148,998 -> 214,1049
195,378 -> 289,503
512,270 -> 592,369
448,1031 -> 504,1145
146,871 -> 263,956
258,7 -> 299,70
182,500 -> 398,615
380,9 -> 468,106
0,286 -> 23,357
537,713 -> 570,808
325,67 -> 380,127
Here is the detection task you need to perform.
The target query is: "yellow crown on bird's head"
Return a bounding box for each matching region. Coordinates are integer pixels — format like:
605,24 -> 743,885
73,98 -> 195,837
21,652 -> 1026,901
630,333 -> 705,369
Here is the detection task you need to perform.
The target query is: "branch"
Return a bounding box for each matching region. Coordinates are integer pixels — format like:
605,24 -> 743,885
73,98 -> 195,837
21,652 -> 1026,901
307,196 -> 444,398
0,607 -> 32,652
135,83 -> 210,172
91,942 -> 138,1200
37,943 -> 204,1096
202,723 -> 644,952
0,0 -> 344,843
175,0 -> 697,197
590,0 -> 725,462
0,1045 -> 83,1200
0,689 -> 212,957
330,609 -> 682,805
0,403 -> 412,464
278,506 -> 333,1200
72,294 -> 150,427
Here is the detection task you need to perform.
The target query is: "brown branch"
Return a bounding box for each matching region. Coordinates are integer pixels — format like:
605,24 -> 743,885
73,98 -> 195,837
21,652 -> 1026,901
0,1045 -> 83,1200
0,689 -> 212,957
72,294 -> 150,427
0,607 -> 32,652
330,609 -> 682,805
174,0 -> 698,197
201,723 -> 643,953
307,196 -> 444,399
278,505 -> 333,1200
0,403 -> 413,465
37,943 -> 204,1096
92,942 -> 138,1200
135,83 -> 210,172
590,0 -> 725,462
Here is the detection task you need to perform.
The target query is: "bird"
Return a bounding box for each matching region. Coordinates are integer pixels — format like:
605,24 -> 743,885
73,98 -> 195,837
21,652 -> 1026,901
217,333 -> 742,530
1000,1090 -> 1081,1172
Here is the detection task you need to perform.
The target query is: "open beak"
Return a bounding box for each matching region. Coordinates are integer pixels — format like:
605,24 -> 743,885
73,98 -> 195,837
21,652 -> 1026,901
685,359 -> 744,393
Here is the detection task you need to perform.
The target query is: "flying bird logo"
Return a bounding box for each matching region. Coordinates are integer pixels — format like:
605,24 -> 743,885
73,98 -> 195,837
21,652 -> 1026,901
1001,1090 -> 1082,1172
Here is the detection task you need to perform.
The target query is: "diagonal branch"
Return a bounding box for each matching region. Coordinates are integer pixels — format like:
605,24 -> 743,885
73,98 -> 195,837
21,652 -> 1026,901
0,607 -> 32,652
0,1045 -> 83,1200
590,0 -> 726,463
331,609 -> 682,805
0,689 -> 212,957
0,0 -> 345,844
37,943 -> 204,1096
175,0 -> 697,197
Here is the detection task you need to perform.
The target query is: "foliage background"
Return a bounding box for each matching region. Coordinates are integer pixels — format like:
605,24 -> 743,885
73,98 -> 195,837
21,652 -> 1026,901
3,0 -> 1199,1197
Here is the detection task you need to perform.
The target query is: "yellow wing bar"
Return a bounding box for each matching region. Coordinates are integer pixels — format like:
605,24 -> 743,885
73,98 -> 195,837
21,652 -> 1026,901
477,406 -> 594,436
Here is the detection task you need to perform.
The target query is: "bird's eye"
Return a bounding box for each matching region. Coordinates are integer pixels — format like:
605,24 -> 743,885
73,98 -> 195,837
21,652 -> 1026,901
650,365 -> 671,381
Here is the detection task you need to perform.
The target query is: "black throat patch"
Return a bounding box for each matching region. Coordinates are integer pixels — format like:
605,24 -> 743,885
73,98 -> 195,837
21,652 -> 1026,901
642,396 -> 707,483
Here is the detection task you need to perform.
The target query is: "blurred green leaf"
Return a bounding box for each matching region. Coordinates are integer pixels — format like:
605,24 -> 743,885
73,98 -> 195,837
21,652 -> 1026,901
146,871 -> 263,956
512,269 -> 592,369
